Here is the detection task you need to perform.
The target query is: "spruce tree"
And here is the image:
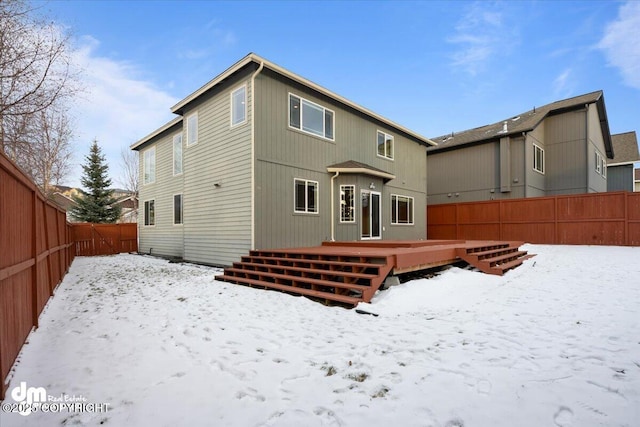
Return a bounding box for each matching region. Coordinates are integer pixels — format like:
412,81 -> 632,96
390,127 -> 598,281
70,139 -> 121,223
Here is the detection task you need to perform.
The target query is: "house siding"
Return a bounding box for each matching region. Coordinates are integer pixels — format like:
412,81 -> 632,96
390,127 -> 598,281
607,165 -> 634,192
138,125 -> 185,258
543,110 -> 588,196
586,104 -> 608,193
181,69 -> 254,266
253,70 -> 426,248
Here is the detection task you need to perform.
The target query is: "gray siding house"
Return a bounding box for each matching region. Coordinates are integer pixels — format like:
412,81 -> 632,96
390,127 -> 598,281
132,54 -> 434,266
427,91 -> 614,205
606,131 -> 639,192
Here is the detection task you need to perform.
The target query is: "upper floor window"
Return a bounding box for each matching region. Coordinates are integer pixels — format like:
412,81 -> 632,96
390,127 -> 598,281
173,134 -> 183,175
391,194 -> 414,225
533,144 -> 545,174
340,185 -> 355,222
377,131 -> 394,160
289,93 -> 334,140
294,178 -> 318,214
231,85 -> 247,126
143,147 -> 156,185
595,151 -> 602,174
186,112 -> 198,146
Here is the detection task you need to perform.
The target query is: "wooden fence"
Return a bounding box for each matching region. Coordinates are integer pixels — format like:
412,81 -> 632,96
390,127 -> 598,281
0,151 -> 75,400
427,191 -> 640,246
71,223 -> 138,256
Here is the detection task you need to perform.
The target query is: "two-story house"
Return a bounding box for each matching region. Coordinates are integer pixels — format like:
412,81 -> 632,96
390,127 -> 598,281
427,91 -> 614,205
132,53 -> 435,266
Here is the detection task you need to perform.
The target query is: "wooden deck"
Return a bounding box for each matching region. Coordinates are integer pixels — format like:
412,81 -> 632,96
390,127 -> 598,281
218,240 -> 533,306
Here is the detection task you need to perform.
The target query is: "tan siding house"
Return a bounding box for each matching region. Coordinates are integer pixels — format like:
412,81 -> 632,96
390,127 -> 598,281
133,54 -> 434,266
606,131 -> 640,192
427,91 -> 614,204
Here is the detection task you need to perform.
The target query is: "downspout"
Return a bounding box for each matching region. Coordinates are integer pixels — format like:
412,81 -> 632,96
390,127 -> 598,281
250,61 -> 264,250
330,171 -> 340,241
585,104 -> 589,192
522,132 -> 527,197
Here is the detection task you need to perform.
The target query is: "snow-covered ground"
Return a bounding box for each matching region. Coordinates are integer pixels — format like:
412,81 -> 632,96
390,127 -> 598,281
1,244 -> 639,426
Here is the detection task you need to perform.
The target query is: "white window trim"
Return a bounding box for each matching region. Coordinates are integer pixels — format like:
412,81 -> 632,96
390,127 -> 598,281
391,194 -> 414,225
376,130 -> 394,161
173,134 -> 183,176
288,92 -> 335,141
595,151 -> 602,174
603,162 -> 607,178
293,178 -> 319,214
533,143 -> 545,175
173,193 -> 183,226
230,84 -> 248,128
340,185 -> 356,223
144,199 -> 155,227
143,147 -> 156,185
186,112 -> 198,146
360,190 -> 382,240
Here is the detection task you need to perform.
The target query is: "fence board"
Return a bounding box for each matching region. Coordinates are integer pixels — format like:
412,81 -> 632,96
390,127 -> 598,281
0,151 -> 75,400
427,191 -> 640,246
70,223 -> 138,256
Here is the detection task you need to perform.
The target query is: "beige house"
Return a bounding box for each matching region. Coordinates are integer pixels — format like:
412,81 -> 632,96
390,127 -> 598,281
132,53 -> 434,266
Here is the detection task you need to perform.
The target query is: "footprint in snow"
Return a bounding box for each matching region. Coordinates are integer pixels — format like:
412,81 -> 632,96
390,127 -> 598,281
553,406 -> 574,426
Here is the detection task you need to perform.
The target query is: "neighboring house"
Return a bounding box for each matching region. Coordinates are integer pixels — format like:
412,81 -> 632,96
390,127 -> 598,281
114,194 -> 138,223
635,169 -> 640,192
50,191 -> 78,222
606,131 -> 640,192
132,53 -> 434,266
427,91 -> 614,205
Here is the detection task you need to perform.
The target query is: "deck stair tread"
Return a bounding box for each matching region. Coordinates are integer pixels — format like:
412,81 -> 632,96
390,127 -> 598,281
456,242 -> 532,275
243,255 -> 386,268
217,275 -> 362,305
224,268 -> 373,292
233,262 -> 379,279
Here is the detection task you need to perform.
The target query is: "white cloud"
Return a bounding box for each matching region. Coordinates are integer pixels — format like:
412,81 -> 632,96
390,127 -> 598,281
447,3 -> 516,76
553,68 -> 573,97
67,36 -> 178,188
598,1 -> 640,89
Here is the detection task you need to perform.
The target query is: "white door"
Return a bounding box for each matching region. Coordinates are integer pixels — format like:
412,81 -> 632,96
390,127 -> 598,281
361,190 -> 381,239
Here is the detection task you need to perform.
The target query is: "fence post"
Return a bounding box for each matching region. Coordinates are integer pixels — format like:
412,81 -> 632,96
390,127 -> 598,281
43,204 -> 53,297
625,192 -> 629,246
31,191 -> 39,329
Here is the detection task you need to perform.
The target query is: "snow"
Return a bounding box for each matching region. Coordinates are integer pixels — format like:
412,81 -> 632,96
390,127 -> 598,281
1,244 -> 639,426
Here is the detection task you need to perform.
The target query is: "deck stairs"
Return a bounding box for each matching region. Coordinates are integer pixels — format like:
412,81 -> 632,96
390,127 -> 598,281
456,242 -> 534,275
217,249 -> 395,306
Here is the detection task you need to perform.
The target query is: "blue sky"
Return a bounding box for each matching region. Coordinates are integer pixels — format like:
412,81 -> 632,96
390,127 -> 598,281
38,1 -> 640,187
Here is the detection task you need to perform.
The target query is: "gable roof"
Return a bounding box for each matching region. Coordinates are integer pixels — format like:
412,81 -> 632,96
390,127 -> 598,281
131,116 -> 183,151
326,160 -> 396,182
428,91 -> 613,158
168,53 -> 435,147
607,131 -> 640,166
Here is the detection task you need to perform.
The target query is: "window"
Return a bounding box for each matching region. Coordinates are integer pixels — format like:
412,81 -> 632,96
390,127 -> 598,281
391,195 -> 414,225
186,112 -> 198,146
173,134 -> 183,175
144,200 -> 155,226
533,144 -> 545,174
231,85 -> 247,126
289,94 -> 334,140
603,162 -> 607,178
173,194 -> 183,225
143,147 -> 156,185
595,151 -> 602,174
294,178 -> 318,214
340,185 -> 355,222
377,131 -> 394,160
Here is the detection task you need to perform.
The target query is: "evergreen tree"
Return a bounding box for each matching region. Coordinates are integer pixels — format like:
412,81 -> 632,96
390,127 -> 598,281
71,139 -> 121,223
